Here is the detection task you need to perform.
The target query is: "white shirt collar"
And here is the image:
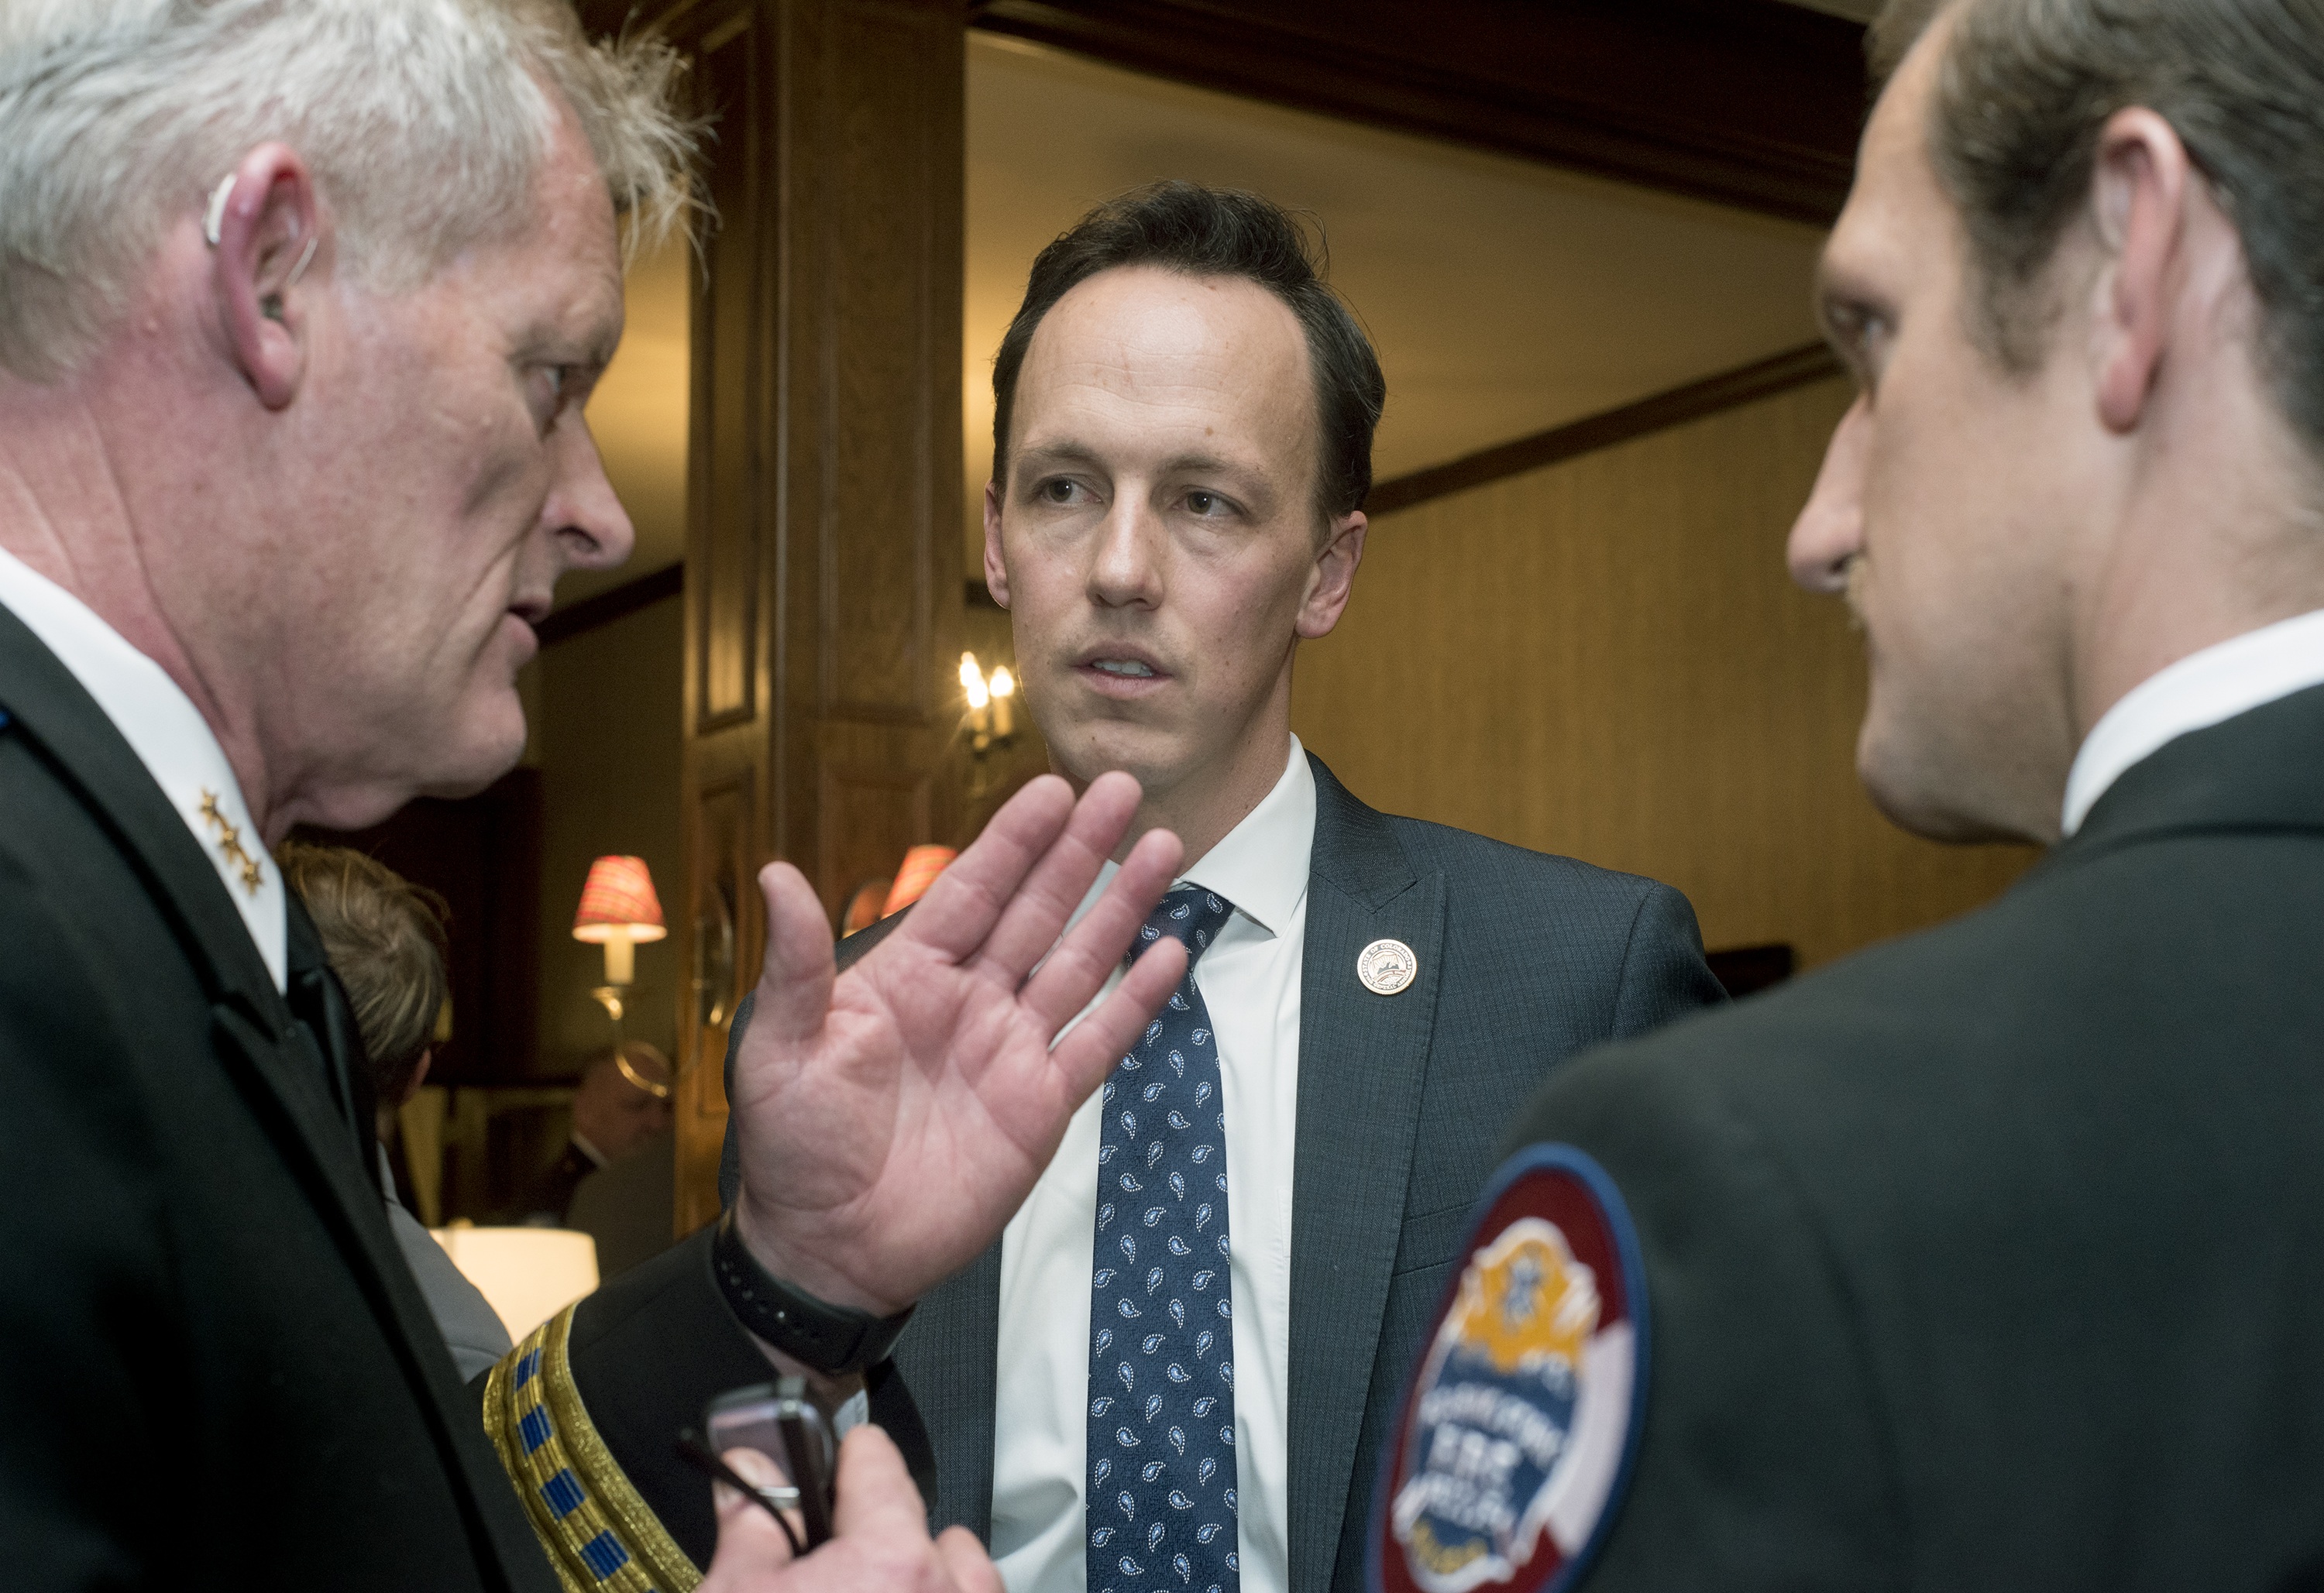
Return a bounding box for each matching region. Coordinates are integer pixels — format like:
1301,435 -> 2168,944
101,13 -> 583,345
0,546 -> 287,990
1176,733 -> 1315,936
2062,606 -> 2324,837
1068,732 -> 1318,940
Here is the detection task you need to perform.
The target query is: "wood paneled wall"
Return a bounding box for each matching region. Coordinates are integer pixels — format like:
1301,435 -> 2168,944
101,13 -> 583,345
534,595 -> 684,1081
668,0 -> 967,1234
1292,377 -> 2037,972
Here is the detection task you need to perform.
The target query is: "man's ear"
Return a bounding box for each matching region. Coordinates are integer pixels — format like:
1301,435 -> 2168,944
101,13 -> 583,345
1296,510 -> 1367,640
2090,108 -> 2195,435
982,477 -> 1012,608
209,142 -> 321,411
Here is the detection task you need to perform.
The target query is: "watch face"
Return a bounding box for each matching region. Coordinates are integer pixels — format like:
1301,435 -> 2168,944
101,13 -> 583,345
1368,1145 -> 1648,1593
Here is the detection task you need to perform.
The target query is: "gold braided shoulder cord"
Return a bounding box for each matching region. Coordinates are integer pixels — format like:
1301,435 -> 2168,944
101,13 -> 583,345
483,1304 -> 703,1593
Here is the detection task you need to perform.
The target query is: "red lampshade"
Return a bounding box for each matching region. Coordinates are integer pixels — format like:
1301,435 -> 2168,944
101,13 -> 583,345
572,855 -> 667,943
881,845 -> 957,918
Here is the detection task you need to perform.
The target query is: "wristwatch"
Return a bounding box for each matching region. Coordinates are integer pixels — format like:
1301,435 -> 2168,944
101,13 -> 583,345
710,1207 -> 916,1376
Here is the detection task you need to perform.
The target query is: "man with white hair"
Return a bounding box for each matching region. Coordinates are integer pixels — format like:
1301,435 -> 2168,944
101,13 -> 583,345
0,2 -> 1189,1587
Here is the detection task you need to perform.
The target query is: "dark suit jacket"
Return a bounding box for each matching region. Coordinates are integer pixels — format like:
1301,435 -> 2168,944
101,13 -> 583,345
0,605 -> 781,1585
1496,682 -> 2324,1591
500,1138 -> 596,1224
717,752 -> 1724,1593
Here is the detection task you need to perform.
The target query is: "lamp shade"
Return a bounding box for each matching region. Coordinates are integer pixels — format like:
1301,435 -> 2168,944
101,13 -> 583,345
572,855 -> 666,944
882,845 -> 957,918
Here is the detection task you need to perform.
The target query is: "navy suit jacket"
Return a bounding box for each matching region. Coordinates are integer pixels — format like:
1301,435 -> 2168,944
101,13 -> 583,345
718,753 -> 1723,1593
1490,683 -> 2324,1591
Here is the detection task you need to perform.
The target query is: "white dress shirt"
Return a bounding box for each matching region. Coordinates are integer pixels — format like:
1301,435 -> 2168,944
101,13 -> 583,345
0,546 -> 285,990
992,734 -> 1315,1593
2062,608 -> 2324,837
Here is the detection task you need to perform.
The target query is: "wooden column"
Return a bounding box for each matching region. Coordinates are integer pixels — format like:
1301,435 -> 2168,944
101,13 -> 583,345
646,0 -> 966,1234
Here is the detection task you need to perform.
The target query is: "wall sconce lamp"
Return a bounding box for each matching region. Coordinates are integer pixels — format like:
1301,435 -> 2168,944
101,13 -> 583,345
960,651 -> 1017,757
572,854 -> 669,1097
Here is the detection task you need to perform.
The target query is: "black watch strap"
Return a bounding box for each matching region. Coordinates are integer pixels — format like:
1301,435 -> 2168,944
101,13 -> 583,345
710,1207 -> 916,1376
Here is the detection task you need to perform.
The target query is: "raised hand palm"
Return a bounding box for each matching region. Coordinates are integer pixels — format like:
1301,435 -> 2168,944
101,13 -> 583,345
731,772 -> 1184,1314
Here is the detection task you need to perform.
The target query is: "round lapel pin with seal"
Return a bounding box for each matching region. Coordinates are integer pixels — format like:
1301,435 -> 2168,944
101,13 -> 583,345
1357,938 -> 1418,996
1367,1144 -> 1648,1593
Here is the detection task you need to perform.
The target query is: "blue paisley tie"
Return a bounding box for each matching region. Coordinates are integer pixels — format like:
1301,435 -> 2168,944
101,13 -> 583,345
1087,884 -> 1240,1593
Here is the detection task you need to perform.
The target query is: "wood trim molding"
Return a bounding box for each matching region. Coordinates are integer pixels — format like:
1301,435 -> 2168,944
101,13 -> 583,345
966,0 -> 1867,224
536,561 -> 685,647
1365,343 -> 1844,517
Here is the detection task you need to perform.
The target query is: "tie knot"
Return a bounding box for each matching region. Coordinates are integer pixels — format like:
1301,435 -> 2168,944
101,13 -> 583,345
1129,884 -> 1235,970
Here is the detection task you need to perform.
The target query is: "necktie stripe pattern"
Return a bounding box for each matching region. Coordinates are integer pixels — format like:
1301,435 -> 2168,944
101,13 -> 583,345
1089,885 -> 1240,1593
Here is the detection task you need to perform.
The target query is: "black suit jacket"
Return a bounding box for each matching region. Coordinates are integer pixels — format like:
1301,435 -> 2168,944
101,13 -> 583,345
0,605 -> 784,1586
1494,682 -> 2324,1591
0,604 -> 557,1587
500,1139 -> 596,1224
717,752 -> 1723,1593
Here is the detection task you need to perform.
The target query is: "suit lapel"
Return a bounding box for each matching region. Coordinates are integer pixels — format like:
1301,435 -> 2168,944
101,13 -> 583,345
1287,756 -> 1446,1593
0,605 -> 279,1011
0,606 -> 536,1581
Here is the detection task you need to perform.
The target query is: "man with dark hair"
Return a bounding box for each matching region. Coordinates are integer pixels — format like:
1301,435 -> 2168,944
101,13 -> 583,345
1340,3 -> 2324,1591
551,1 -> 2324,1585
280,840 -> 514,1380
706,180 -> 1723,1593
988,182 -> 1388,530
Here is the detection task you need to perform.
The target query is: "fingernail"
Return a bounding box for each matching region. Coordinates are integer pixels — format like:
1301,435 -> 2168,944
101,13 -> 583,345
724,1445 -> 792,1489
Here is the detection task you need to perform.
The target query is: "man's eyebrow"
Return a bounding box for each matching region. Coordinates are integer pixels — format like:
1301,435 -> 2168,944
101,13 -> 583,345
514,324 -> 622,373
517,284 -> 627,369
1012,440 -> 1106,470
1014,441 -> 1257,479
1156,451 -> 1246,479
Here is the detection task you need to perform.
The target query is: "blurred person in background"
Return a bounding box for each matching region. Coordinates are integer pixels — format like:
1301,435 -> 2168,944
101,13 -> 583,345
504,1039 -> 674,1225
278,842 -> 513,1379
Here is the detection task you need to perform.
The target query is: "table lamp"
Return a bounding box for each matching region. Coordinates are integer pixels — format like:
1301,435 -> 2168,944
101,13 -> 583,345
573,854 -> 666,987
882,844 -> 957,918
430,1225 -> 600,1340
573,856 -> 665,1073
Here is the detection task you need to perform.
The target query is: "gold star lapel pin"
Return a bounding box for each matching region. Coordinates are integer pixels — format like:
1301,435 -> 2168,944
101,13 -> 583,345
197,787 -> 264,897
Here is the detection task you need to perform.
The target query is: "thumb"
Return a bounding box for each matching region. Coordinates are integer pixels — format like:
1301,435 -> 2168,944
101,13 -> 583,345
751,860 -> 837,1049
827,1423 -> 933,1537
699,1447 -> 799,1588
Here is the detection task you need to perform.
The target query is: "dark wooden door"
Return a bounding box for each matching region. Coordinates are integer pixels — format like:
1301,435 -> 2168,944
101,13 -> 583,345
603,0 -> 967,1234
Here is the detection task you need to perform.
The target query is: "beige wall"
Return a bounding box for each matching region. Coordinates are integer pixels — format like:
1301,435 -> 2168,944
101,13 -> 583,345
1291,376 -> 2037,972
532,594 -> 685,1076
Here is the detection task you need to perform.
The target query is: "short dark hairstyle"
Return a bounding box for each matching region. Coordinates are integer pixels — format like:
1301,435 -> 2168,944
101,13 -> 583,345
1872,0 -> 2324,455
277,843 -> 449,1107
989,180 -> 1387,523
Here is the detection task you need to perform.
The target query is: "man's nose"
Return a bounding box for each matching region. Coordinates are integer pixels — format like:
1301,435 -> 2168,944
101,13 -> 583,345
1088,497 -> 1164,608
548,414 -> 638,574
1787,395 -> 1870,595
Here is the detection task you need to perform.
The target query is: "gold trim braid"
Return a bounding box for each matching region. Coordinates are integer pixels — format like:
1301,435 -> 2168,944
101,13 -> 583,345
483,1305 -> 703,1593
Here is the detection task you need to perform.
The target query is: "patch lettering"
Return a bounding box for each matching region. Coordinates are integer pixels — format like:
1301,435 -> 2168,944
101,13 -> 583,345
1369,1145 -> 1648,1593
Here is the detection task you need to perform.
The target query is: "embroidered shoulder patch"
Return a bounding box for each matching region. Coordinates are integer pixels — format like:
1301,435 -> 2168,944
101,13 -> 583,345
1368,1145 -> 1648,1593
